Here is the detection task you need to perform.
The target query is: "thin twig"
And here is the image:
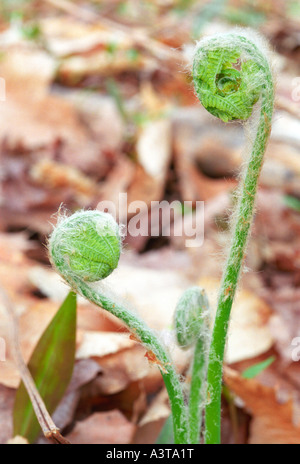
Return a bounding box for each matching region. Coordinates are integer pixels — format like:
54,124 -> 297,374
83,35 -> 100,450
0,285 -> 70,445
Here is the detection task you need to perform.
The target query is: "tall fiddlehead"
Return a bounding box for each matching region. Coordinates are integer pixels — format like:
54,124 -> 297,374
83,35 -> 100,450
48,210 -> 189,444
193,30 -> 275,444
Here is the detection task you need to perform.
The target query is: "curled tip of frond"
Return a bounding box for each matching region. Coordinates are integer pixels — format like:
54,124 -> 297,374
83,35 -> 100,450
192,28 -> 274,123
174,287 -> 210,349
48,209 -> 122,283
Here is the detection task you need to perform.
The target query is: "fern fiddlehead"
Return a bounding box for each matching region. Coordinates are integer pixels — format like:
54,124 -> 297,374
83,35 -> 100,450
193,30 -> 275,444
49,210 -> 189,444
175,287 -> 211,444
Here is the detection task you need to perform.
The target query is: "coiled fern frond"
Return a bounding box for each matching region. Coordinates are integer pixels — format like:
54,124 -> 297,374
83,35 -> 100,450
193,31 -> 273,122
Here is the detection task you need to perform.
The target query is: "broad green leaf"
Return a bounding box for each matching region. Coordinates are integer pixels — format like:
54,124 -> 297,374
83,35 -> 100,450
13,291 -> 77,443
242,356 -> 275,380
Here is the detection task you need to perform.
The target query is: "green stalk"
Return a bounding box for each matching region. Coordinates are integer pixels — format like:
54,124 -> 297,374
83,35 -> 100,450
192,31 -> 275,444
205,101 -> 273,443
174,286 -> 210,444
72,277 -> 189,444
188,337 -> 206,443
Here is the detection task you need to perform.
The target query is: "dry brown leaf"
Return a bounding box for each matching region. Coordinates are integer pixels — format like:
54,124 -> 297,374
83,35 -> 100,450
97,155 -> 136,221
30,160 -> 99,201
40,16 -> 132,57
224,367 -> 300,444
126,165 -> 166,213
137,119 -> 172,179
63,91 -> 124,155
0,46 -> 55,97
39,12 -> 155,80
76,332 -> 136,360
0,54 -> 105,171
66,410 -> 136,445
139,389 -> 170,427
58,50 -> 153,82
88,345 -> 162,397
134,389 -> 170,445
139,83 -> 170,119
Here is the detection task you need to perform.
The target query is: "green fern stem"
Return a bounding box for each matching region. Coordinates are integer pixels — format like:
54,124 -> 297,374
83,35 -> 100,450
193,31 -> 275,444
188,337 -> 207,443
72,275 -> 189,444
48,211 -> 189,444
174,287 -> 211,443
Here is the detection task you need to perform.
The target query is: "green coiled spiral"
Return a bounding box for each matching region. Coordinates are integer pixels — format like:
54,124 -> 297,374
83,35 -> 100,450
174,287 -> 210,349
193,32 -> 272,122
49,210 -> 121,282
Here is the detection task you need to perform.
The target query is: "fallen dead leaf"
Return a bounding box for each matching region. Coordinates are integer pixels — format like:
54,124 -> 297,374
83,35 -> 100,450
30,159 -> 99,202
0,49 -> 108,173
58,49 -> 153,82
134,389 -> 170,444
139,389 -> 170,427
87,345 -> 162,397
137,119 -> 172,179
76,332 -> 136,360
40,16 -> 132,57
224,367 -> 300,444
66,410 -> 136,445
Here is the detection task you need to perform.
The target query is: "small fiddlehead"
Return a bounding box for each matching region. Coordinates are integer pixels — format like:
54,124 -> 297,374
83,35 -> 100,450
193,30 -> 275,444
175,287 -> 211,444
49,210 -> 189,444
50,210 -> 121,282
175,287 -> 210,350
